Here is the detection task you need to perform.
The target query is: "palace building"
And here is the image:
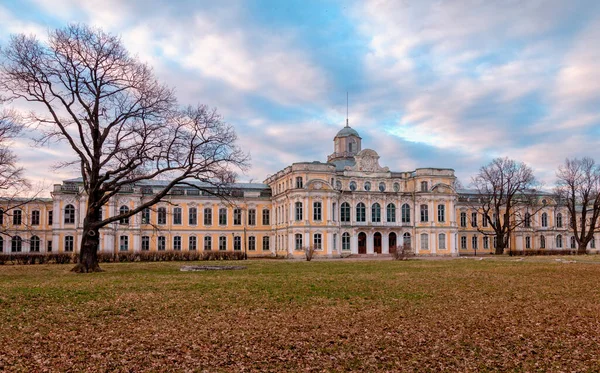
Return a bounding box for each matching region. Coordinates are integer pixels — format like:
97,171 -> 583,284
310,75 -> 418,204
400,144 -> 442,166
0,124 -> 594,257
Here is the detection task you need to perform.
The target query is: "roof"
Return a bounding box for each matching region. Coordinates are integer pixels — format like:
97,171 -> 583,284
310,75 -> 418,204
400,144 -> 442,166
62,177 -> 270,190
335,126 -> 361,138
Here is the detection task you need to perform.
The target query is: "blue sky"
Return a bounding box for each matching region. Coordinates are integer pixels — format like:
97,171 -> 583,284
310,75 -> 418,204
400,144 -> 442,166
1,0 -> 600,189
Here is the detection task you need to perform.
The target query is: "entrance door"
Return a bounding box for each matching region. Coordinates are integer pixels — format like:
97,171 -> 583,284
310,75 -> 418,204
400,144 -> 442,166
358,232 -> 367,254
389,232 -> 397,254
374,232 -> 382,254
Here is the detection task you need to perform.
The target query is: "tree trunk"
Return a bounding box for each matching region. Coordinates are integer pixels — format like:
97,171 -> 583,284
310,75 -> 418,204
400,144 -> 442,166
577,244 -> 587,255
71,223 -> 102,273
495,245 -> 505,255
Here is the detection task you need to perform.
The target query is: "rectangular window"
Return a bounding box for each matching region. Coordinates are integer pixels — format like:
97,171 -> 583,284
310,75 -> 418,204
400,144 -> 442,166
48,211 -> 53,225
342,233 -> 350,251
313,233 -> 322,250
173,207 -> 182,225
158,236 -> 166,251
47,240 -> 52,252
204,236 -> 212,251
31,210 -> 40,225
420,234 -> 429,250
141,236 -> 150,251
262,209 -> 270,225
332,203 -> 337,222
119,235 -> 129,251
387,204 -> 396,223
13,210 -> 22,225
173,236 -> 181,251
460,212 -> 466,227
482,214 -> 488,227
438,233 -> 446,250
219,236 -> 227,251
295,234 -> 303,250
189,236 -> 197,250
189,207 -> 197,225
296,177 -> 303,189
525,236 -> 531,249
219,208 -> 227,225
204,208 -> 212,226
65,236 -> 74,252
262,236 -> 270,251
483,236 -> 489,249
313,202 -> 322,221
341,203 -> 351,223
142,208 -> 150,224
437,205 -> 445,222
471,212 -> 477,227
248,236 -> 256,251
420,205 -> 428,222
472,236 -> 478,250
158,207 -> 166,225
460,236 -> 467,250
295,202 -> 303,221
248,209 -> 256,225
234,236 -> 241,251
234,208 -> 242,225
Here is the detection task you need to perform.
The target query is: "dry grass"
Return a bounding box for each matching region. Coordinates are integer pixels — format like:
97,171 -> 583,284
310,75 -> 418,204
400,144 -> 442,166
1,258 -> 600,372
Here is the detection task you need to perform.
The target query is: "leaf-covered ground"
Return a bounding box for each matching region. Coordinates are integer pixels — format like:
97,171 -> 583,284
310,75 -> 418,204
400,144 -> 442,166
1,257 -> 600,372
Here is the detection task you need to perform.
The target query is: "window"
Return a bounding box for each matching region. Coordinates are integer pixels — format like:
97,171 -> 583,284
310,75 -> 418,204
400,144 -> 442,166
204,208 -> 212,226
30,235 -> 40,252
11,236 -> 22,252
189,207 -> 197,225
556,213 -> 563,228
142,208 -> 150,224
204,236 -> 212,251
189,236 -> 197,251
421,181 -> 428,192
64,236 -> 73,252
570,236 -> 576,249
342,232 -> 350,251
332,203 -> 337,221
313,202 -> 322,221
401,204 -> 410,223
336,180 -> 342,190
438,233 -> 446,250
493,236 -> 497,249
349,181 -> 357,191
173,207 -> 182,225
219,208 -> 227,225
420,204 -> 428,222
120,235 -> 129,251
460,212 -> 467,227
483,236 -> 489,249
420,233 -> 428,250
119,205 -> 130,224
263,236 -> 270,251
472,236 -> 478,250
541,212 -> 548,227
295,202 -> 303,221
437,205 -> 445,222
364,182 -> 371,191
248,236 -> 256,251
379,182 -> 386,192
11,209 -> 22,226
341,202 -> 351,223
262,209 -> 270,225
482,214 -> 488,227
524,212 -> 531,228
234,236 -> 241,251
158,207 -> 166,225
356,203 -> 366,222
158,236 -> 166,251
314,233 -> 322,250
591,237 -> 596,249
556,234 -> 563,248
371,203 -> 381,223
296,177 -> 303,189
460,236 -> 467,250
219,236 -> 227,251
403,232 -> 411,247
173,236 -> 182,251
540,235 -> 545,249
525,236 -> 531,249
471,212 -> 477,227
295,234 -> 303,250
233,208 -> 242,225
387,203 -> 396,223
0,236 -> 3,252
47,241 -> 52,252
0,209 -> 3,225
31,210 -> 40,225
48,211 -> 53,225
248,209 -> 256,225
141,236 -> 150,251
64,204 -> 75,224
393,183 -> 400,192
493,213 -> 498,226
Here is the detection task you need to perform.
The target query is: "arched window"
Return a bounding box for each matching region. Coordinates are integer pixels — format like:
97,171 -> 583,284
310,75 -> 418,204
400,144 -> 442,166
379,182 -> 386,192
540,235 -> 546,249
11,236 -> 22,252
420,204 -> 428,222
364,182 -> 371,191
541,212 -> 548,227
119,205 -> 130,224
295,234 -> 303,250
386,203 -> 396,223
421,181 -> 428,192
158,207 -> 167,225
401,204 -> 410,223
556,234 -> 563,248
371,203 -> 381,223
349,181 -> 357,191
340,202 -> 350,223
438,233 -> 446,250
30,235 -> 40,252
342,232 -> 350,251
556,213 -> 563,228
64,235 -> 74,252
420,233 -> 428,250
295,202 -> 303,221
403,232 -> 411,247
356,202 -> 366,222
64,204 -> 75,224
570,236 -> 576,249
524,212 -> 531,228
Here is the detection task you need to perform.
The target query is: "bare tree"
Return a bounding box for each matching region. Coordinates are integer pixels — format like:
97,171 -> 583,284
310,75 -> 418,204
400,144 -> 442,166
0,25 -> 248,272
555,157 -> 600,254
471,157 -> 542,254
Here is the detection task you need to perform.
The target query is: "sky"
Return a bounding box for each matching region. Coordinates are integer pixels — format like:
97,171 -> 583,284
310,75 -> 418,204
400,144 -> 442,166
1,0 -> 600,191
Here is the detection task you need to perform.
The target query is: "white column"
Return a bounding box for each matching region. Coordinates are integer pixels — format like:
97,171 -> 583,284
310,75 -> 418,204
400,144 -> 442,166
352,233 -> 358,254
383,232 -> 389,254
367,232 -> 374,254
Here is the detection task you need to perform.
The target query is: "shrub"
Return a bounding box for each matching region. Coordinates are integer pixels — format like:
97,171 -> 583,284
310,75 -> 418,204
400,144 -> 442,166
393,243 -> 413,261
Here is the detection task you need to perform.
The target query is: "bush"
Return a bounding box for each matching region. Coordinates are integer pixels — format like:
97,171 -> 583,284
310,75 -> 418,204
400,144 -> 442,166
393,243 -> 413,261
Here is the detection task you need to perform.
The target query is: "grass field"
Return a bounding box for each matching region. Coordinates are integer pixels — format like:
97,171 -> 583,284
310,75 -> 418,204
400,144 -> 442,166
2,257 -> 600,372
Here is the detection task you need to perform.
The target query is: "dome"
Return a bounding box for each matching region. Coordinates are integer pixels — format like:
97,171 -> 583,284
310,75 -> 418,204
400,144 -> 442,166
335,125 -> 360,138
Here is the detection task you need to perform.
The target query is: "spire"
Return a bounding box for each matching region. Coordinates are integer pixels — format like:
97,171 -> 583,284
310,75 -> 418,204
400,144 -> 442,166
345,91 -> 349,127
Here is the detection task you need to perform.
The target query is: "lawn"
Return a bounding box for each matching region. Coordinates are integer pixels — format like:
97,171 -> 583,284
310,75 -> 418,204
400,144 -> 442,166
1,258 -> 600,372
